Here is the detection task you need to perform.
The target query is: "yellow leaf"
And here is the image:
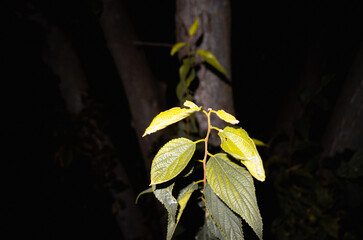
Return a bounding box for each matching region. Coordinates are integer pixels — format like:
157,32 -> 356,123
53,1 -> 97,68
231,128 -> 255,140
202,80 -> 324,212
218,127 -> 265,182
143,101 -> 201,137
170,42 -> 186,56
189,17 -> 199,36
214,110 -> 239,125
252,138 -> 267,147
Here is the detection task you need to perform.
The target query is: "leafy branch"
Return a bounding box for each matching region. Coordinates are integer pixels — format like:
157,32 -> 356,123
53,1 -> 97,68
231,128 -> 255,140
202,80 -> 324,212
137,18 -> 265,240
138,100 -> 265,240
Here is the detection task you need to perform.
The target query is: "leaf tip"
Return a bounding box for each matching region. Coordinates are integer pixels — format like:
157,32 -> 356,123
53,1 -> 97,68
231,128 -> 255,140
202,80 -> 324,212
183,100 -> 201,110
189,17 -> 199,36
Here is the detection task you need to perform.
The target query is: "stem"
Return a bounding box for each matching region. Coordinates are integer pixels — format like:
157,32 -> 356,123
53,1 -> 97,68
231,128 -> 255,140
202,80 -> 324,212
202,109 -> 212,187
195,179 -> 204,184
194,139 -> 205,144
210,126 -> 222,132
187,35 -> 192,57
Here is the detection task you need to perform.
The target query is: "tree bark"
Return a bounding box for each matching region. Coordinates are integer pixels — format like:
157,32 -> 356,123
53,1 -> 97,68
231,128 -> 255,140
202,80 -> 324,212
36,14 -> 150,239
175,0 -> 234,145
322,42 -> 363,156
99,0 -> 166,171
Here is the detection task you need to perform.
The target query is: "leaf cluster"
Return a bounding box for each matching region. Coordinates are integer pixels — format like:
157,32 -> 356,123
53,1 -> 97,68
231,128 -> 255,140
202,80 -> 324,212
170,18 -> 229,105
138,100 -> 266,240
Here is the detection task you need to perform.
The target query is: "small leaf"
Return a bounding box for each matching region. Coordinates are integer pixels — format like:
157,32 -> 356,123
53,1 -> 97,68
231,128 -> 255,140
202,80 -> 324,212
213,110 -> 239,125
218,127 -> 265,182
179,60 -> 191,83
170,42 -> 186,56
143,101 -> 201,137
179,57 -> 194,82
206,154 -> 263,240
252,138 -> 267,147
204,183 -> 244,240
176,182 -> 198,223
177,68 -> 196,102
189,17 -> 199,36
151,138 -> 196,185
176,78 -> 187,102
196,49 -> 229,77
185,68 -> 196,87
167,182 -> 197,240
135,187 -> 153,203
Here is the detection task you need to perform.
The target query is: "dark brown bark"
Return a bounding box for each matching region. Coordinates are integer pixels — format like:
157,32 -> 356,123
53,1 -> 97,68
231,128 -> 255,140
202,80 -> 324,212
175,0 -> 234,145
99,0 -> 166,171
36,14 -> 150,239
322,43 -> 363,156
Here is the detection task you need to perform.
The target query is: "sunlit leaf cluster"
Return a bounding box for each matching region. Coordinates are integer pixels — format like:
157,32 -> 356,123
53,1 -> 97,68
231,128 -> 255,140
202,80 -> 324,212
138,100 -> 266,240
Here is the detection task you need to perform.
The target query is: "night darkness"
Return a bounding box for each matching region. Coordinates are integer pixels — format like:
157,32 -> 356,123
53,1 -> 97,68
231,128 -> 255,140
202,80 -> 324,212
5,0 -> 363,239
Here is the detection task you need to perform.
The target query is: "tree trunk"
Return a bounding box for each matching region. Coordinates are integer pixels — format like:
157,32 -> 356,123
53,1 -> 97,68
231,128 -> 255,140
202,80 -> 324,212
322,42 -> 363,156
175,0 -> 234,145
37,14 -> 150,239
99,0 -> 166,171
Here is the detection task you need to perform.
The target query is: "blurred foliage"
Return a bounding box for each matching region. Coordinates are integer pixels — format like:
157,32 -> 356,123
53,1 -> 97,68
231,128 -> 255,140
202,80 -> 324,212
266,75 -> 363,240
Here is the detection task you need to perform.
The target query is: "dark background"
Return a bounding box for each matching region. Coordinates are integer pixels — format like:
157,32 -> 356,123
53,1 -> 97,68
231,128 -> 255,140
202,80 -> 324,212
5,0 -> 363,239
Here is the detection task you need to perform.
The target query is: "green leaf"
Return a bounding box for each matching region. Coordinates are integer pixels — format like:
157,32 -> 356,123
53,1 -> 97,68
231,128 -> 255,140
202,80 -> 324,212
196,49 -> 229,77
185,68 -> 196,87
170,42 -> 186,56
151,138 -> 196,185
179,58 -> 193,83
153,184 -> 178,239
213,110 -> 239,125
189,17 -> 199,36
206,153 -> 263,240
177,67 -> 196,102
206,215 -> 226,240
154,182 -> 197,240
135,187 -> 153,203
204,183 -> 244,240
196,216 -> 220,240
218,127 -> 265,182
176,79 -> 187,102
143,100 -> 201,137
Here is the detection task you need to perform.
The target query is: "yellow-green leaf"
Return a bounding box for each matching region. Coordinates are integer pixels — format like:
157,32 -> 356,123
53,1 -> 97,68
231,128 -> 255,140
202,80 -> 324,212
189,17 -> 199,36
196,49 -> 229,77
218,127 -> 265,182
252,138 -> 267,147
206,153 -> 263,240
170,42 -> 186,56
213,110 -> 239,125
176,182 -> 198,223
150,138 -> 196,185
143,101 -> 201,137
